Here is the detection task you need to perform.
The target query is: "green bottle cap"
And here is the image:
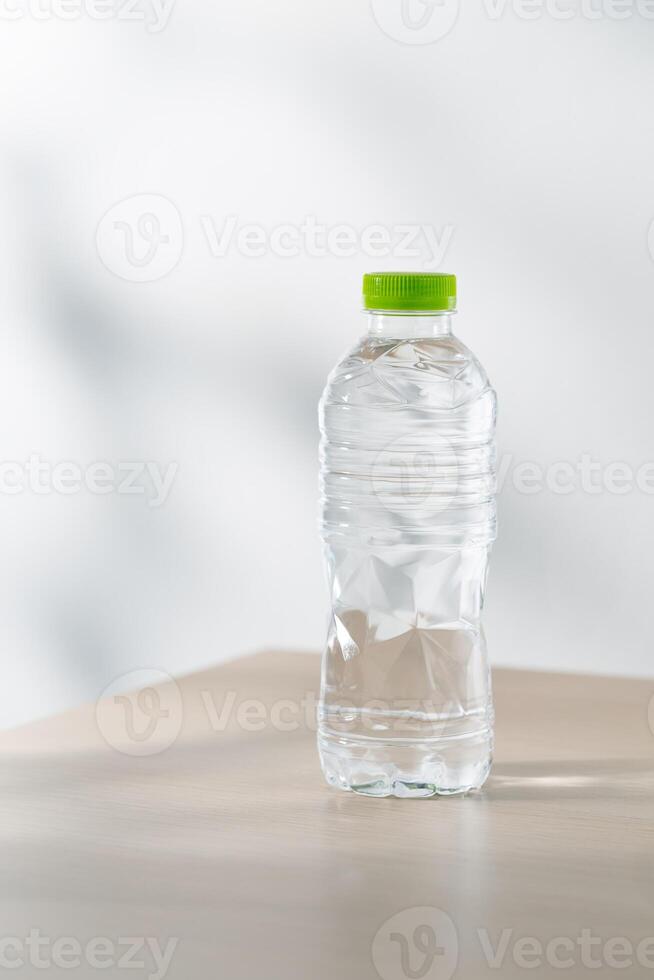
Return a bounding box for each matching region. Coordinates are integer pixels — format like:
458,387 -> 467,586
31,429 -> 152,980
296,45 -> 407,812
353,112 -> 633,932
363,272 -> 457,312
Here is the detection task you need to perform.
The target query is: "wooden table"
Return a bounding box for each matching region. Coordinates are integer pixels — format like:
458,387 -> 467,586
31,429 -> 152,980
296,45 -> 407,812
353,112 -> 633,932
1,652 -> 652,979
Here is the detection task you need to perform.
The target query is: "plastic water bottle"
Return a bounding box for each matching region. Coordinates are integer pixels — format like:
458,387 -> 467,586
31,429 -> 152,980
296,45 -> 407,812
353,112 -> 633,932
318,273 -> 497,798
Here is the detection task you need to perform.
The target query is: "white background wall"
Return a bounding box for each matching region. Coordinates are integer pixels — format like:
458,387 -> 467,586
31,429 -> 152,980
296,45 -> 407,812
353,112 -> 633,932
1,0 -> 653,728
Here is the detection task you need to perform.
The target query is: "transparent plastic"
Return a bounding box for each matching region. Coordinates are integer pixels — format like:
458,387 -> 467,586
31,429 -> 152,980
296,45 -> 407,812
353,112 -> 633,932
318,310 -> 496,798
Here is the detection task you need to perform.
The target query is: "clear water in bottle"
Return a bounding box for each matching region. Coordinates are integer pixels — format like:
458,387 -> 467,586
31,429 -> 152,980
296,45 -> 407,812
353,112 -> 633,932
318,273 -> 497,798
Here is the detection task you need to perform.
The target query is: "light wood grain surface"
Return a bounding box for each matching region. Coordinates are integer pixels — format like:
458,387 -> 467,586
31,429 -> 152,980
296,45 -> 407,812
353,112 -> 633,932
1,652 -> 653,979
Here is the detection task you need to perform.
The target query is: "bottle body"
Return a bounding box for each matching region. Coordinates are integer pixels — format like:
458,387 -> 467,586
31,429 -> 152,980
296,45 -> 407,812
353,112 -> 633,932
318,311 -> 496,797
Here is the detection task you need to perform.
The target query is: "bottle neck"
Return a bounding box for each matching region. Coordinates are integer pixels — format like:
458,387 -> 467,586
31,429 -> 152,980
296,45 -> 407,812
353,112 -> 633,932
365,310 -> 454,339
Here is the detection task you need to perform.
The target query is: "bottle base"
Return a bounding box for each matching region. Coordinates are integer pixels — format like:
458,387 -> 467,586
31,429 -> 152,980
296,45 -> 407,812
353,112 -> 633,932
318,730 -> 492,799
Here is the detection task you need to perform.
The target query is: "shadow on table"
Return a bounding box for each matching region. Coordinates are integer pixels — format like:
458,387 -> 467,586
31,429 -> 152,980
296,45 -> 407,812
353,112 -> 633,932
484,759 -> 654,802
